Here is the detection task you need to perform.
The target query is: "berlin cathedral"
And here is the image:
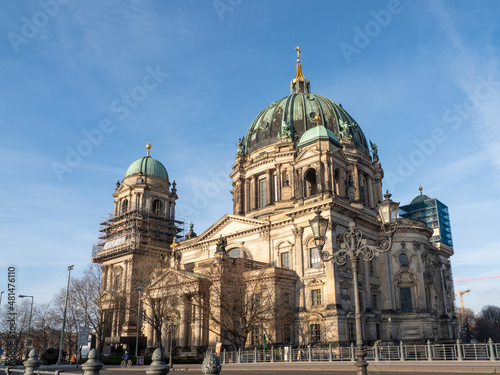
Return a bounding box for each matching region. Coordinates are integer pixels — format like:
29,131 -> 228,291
91,49 -> 457,355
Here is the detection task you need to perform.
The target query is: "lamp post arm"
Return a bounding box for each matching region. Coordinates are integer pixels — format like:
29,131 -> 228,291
320,222 -> 394,266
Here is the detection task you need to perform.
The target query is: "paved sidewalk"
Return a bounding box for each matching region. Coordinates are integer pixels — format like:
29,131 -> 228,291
9,360 -> 495,374
100,361 -> 500,373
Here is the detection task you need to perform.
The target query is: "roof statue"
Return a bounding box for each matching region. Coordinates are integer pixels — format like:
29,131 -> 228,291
370,140 -> 378,160
236,138 -> 245,157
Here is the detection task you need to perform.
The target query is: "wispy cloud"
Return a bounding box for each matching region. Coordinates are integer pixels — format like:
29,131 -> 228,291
429,1 -> 500,180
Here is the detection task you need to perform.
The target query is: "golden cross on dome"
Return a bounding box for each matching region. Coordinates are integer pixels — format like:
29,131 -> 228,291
146,141 -> 152,156
295,46 -> 301,62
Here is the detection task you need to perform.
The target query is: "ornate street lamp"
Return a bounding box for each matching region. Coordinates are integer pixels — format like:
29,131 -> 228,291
166,316 -> 180,368
309,210 -> 329,250
378,191 -> 400,233
309,192 -> 399,375
19,295 -> 34,360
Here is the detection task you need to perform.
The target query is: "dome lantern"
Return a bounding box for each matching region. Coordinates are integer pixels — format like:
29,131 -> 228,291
291,46 -> 310,94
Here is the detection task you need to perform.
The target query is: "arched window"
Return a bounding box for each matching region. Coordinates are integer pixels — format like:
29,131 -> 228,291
399,253 -> 409,267
309,247 -> 321,268
121,199 -> 128,213
258,178 -> 267,208
114,272 -> 122,291
359,175 -> 369,206
280,252 -> 290,269
152,199 -> 162,216
228,248 -> 248,259
304,169 -> 317,197
334,168 -> 342,196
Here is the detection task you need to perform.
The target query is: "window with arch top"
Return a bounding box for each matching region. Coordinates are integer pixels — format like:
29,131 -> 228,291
399,253 -> 409,267
152,199 -> 162,216
304,168 -> 317,197
309,247 -> 321,268
228,248 -> 248,259
121,199 -> 128,213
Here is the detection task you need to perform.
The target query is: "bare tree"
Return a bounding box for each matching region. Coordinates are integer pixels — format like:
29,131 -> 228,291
455,306 -> 476,343
53,283 -> 86,359
31,302 -> 59,353
194,258 -> 281,350
473,305 -> 500,342
105,256 -> 187,349
69,264 -> 108,351
0,298 -> 32,363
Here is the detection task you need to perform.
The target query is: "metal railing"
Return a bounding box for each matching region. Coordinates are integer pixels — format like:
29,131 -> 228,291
0,348 -> 170,375
218,339 -> 499,364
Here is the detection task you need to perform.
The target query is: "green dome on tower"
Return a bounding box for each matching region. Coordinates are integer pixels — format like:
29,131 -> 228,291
124,143 -> 169,181
297,125 -> 342,148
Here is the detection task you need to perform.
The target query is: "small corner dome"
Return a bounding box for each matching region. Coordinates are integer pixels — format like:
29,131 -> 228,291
410,194 -> 431,204
297,125 -> 342,149
124,156 -> 169,181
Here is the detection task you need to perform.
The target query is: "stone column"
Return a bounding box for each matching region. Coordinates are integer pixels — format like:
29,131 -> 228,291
166,199 -> 171,219
266,169 -> 272,206
353,165 -> 360,201
196,304 -> 202,347
178,297 -> 186,348
170,200 -> 176,220
367,176 -> 375,208
290,167 -> 296,199
325,159 -> 332,194
245,178 -> 250,213
276,164 -> 282,201
375,179 -> 383,203
253,175 -> 258,210
316,163 -> 323,194
147,316 -> 154,348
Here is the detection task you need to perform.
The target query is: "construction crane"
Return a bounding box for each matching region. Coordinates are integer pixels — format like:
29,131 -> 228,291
454,275 -> 500,283
455,290 -> 470,328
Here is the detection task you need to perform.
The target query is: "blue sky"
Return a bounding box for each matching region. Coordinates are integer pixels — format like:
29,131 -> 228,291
0,0 -> 499,314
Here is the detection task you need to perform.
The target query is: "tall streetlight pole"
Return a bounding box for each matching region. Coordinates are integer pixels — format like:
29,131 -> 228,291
19,295 -> 34,360
166,316 -> 180,368
135,287 -> 142,362
58,265 -> 74,364
309,191 -> 399,375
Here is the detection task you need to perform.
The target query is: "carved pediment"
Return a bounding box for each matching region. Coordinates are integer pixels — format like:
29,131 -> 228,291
394,269 -> 417,285
306,278 -> 326,287
191,214 -> 266,243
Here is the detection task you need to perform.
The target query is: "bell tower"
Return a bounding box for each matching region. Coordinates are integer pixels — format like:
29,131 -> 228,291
92,143 -> 182,351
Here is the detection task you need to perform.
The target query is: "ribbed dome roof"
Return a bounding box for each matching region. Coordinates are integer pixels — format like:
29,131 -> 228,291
411,193 -> 431,204
243,93 -> 369,155
124,156 -> 169,181
297,125 -> 342,148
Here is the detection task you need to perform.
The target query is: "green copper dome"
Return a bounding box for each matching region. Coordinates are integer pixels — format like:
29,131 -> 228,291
124,156 -> 169,181
297,125 -> 342,148
411,193 -> 431,204
243,94 -> 370,156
